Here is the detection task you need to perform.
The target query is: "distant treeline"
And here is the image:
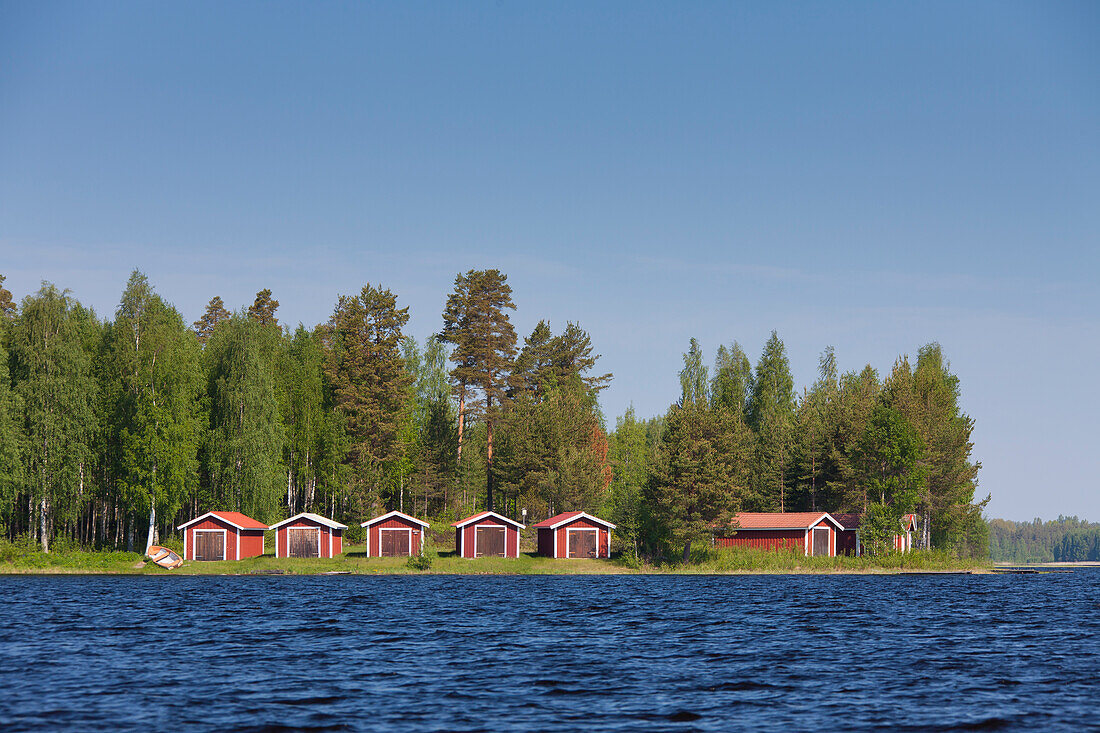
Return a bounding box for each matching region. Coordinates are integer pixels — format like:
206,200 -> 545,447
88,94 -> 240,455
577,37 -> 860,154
0,270 -> 986,558
989,517 -> 1100,563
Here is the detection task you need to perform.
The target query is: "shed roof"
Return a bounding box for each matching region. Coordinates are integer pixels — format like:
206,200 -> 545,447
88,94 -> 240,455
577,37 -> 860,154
832,512 -> 862,530
451,511 -> 525,530
360,510 -> 430,528
534,511 -> 616,530
177,511 -> 268,531
901,513 -> 918,531
269,512 -> 348,531
732,512 -> 844,531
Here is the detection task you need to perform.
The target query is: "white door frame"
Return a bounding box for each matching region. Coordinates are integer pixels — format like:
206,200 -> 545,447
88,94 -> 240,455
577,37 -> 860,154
379,527 -> 413,557
193,529 -> 227,561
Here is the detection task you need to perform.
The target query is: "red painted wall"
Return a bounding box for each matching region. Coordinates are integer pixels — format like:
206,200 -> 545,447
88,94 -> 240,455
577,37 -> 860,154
368,517 -> 423,556
715,529 -> 805,554
537,527 -> 553,556
239,529 -> 265,559
837,529 -> 859,556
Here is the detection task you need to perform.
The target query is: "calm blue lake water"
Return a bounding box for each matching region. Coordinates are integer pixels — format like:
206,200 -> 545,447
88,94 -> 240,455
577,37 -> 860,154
0,572 -> 1097,731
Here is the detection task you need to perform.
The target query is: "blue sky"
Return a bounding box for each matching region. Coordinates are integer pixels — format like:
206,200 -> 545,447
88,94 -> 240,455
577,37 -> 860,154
1,1 -> 1097,520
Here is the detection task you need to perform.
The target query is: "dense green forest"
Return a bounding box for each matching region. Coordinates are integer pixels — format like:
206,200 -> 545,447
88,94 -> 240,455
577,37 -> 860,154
0,270 -> 987,558
989,517 -> 1100,563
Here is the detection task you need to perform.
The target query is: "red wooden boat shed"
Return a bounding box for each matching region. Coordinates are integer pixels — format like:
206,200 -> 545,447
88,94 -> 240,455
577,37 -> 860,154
177,511 -> 268,562
361,510 -> 429,557
535,511 -> 615,559
452,511 -> 525,558
270,512 -> 346,559
715,512 -> 845,557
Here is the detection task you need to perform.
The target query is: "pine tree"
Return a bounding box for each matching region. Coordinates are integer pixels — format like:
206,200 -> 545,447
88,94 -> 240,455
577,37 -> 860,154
513,321 -> 612,400
648,403 -> 752,561
0,275 -> 15,320
322,284 -> 411,516
248,288 -> 280,328
192,296 -> 231,345
495,378 -> 611,518
439,269 -> 517,511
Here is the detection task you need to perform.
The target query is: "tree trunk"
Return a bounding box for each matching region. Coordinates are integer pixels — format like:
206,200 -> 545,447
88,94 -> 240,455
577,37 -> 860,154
39,496 -> 49,553
144,501 -> 156,554
682,540 -> 691,564
485,399 -> 494,512
456,388 -> 466,465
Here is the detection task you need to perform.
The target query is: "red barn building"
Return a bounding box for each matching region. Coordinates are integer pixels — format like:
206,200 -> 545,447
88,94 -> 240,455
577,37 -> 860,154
715,512 -> 844,557
452,511 -> 524,558
535,511 -> 615,559
177,511 -> 268,561
361,510 -> 429,557
270,512 -> 346,559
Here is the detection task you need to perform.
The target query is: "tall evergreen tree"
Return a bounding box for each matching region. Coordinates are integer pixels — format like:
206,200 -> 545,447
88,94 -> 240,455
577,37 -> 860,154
746,331 -> 796,511
193,296 -> 231,345
679,338 -> 709,408
248,288 -> 280,328
648,402 -> 752,562
322,284 -> 411,516
439,269 -> 517,511
792,347 -> 838,511
0,275 -> 15,320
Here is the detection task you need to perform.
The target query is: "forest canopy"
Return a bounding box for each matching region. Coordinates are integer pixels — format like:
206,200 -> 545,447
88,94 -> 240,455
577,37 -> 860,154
0,270 -> 989,558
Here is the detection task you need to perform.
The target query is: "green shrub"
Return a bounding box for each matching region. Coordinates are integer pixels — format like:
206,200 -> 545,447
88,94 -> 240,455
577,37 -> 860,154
406,551 -> 433,571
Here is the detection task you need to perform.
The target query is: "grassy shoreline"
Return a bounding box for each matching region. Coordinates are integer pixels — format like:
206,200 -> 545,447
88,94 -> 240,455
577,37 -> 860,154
0,543 -> 989,575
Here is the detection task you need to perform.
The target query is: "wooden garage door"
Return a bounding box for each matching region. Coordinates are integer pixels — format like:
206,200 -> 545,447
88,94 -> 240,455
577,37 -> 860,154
475,526 -> 506,557
812,528 -> 830,557
380,529 -> 411,557
288,528 -> 320,558
194,531 -> 224,561
568,529 -> 597,558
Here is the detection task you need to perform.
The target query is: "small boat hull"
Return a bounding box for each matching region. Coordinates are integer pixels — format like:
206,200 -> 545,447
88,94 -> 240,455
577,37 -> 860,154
145,545 -> 183,570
